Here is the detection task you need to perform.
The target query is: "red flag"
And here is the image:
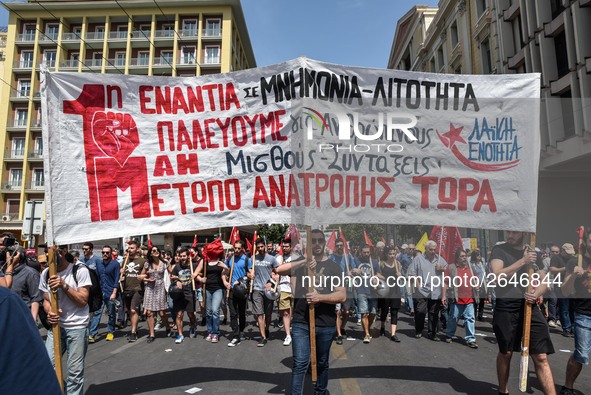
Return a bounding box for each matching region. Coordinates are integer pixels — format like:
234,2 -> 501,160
229,227 -> 240,244
246,238 -> 253,253
429,226 -> 464,264
381,236 -> 386,245
248,231 -> 257,255
326,230 -> 337,251
363,229 -> 374,248
285,224 -> 301,247
147,235 -> 153,249
192,234 -> 197,248
339,229 -> 350,254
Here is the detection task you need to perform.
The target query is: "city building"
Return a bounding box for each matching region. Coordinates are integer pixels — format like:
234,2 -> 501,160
389,0 -> 591,246
0,27 -> 6,101
0,0 -> 256,249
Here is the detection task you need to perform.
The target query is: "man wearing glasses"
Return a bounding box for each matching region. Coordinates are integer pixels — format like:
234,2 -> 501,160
81,242 -> 101,271
120,240 -> 146,342
89,245 -> 120,342
252,238 -> 279,347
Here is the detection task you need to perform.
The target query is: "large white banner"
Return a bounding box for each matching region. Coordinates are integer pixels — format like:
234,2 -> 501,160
42,58 -> 540,244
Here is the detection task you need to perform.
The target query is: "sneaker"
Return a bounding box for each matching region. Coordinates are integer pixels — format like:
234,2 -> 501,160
228,338 -> 240,347
190,327 -> 196,338
106,333 -> 114,341
427,334 -> 440,342
548,320 -> 557,328
445,337 -> 453,343
356,319 -> 362,326
415,333 -> 422,339
335,336 -> 343,345
391,335 -> 401,343
409,311 -> 415,317
175,335 -> 184,344
559,386 -> 576,395
154,323 -> 163,331
205,333 -> 212,341
278,322 -> 284,329
88,336 -> 95,344
467,342 -> 479,349
128,332 -> 137,342
283,335 -> 292,346
257,338 -> 267,347
363,335 -> 371,344
211,335 -> 219,343
147,336 -> 155,343
562,329 -> 574,338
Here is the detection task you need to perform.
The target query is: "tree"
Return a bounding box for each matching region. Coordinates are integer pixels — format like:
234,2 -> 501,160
256,224 -> 289,244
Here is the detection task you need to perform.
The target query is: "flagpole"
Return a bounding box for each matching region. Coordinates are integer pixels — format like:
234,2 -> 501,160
306,225 -> 318,385
48,248 -> 64,392
519,232 -> 536,392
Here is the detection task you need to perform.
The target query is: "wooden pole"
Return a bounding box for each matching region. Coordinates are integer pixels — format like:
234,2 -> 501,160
226,255 -> 235,299
306,226 -> 317,384
48,248 -> 64,392
577,226 -> 585,269
519,233 -> 536,393
119,252 -> 130,293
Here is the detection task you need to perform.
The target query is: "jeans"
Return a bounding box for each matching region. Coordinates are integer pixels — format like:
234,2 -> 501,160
414,298 -> 442,336
573,313 -> 591,365
446,302 -> 476,343
89,298 -> 118,337
46,327 -> 88,395
401,285 -> 414,312
228,290 -> 247,339
291,322 -> 335,395
206,289 -> 223,336
558,298 -> 575,331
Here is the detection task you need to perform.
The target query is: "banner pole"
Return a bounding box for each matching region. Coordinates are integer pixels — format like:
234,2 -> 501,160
306,225 -> 317,384
48,248 -> 64,392
519,232 -> 536,392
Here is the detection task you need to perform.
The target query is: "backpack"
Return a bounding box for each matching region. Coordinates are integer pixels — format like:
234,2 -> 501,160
45,263 -> 103,312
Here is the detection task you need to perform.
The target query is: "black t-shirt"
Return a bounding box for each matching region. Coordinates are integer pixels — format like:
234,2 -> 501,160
549,253 -> 568,269
490,243 -> 540,312
205,262 -> 224,292
566,255 -> 591,316
172,262 -> 197,295
292,258 -> 342,327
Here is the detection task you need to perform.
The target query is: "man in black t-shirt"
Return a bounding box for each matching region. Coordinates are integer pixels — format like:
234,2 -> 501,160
276,229 -> 346,395
560,228 -> 591,395
490,231 -> 555,395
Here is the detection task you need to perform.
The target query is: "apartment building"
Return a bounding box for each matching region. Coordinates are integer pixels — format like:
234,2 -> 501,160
0,0 -> 256,246
389,0 -> 591,245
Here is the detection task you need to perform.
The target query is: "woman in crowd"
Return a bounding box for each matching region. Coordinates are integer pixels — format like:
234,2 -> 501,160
379,246 -> 402,342
139,245 -> 172,342
470,249 -> 487,321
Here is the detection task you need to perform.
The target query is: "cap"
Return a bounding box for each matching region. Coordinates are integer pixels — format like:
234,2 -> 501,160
562,243 -> 575,255
401,244 -> 408,249
376,241 -> 385,248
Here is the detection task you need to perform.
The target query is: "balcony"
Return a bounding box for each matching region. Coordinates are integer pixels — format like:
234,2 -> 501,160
28,150 -> 43,161
25,182 -> 45,192
202,29 -> 222,38
30,119 -> 42,130
202,56 -> 221,66
109,31 -> 129,40
154,29 -> 175,39
83,59 -> 103,68
177,57 -> 197,67
10,119 -> 28,129
62,32 -> 81,42
105,58 -> 126,69
85,32 -> 105,41
13,60 -> 34,71
179,29 -> 198,38
1,183 -> 22,193
10,92 -> 30,102
60,59 -> 80,69
4,150 -> 25,161
15,33 -> 36,43
129,57 -> 150,67
39,33 -> 59,43
153,56 -> 174,67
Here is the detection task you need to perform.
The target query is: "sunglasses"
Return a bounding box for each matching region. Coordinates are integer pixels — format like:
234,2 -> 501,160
82,248 -> 90,251
102,251 -> 111,255
151,249 -> 159,253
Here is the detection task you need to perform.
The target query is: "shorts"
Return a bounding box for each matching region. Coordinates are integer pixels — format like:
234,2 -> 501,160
492,306 -> 554,355
124,291 -> 143,312
357,293 -> 377,315
335,298 -> 353,312
573,313 -> 591,365
278,291 -> 292,311
252,290 -> 274,316
173,292 -> 196,313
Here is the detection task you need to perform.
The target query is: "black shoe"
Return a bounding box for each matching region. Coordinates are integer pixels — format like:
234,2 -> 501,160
380,327 -> 386,337
266,329 -> 270,339
427,334 -> 440,342
559,386 -> 575,395
341,329 -> 347,337
562,330 -> 574,338
390,335 -> 400,343
147,336 -> 155,343
336,336 -> 343,345
129,332 -> 138,342
200,318 -> 206,326
257,338 -> 267,347
467,342 -> 479,349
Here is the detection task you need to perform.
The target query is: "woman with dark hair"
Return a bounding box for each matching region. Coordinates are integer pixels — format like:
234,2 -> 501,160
195,250 -> 229,343
139,246 -> 171,343
379,247 -> 402,342
470,249 -> 487,321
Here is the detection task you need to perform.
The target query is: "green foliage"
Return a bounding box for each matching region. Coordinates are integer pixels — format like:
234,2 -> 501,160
256,224 -> 289,243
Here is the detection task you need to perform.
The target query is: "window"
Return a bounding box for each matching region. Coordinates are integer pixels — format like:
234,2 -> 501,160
437,46 -> 445,70
205,19 -> 221,36
181,46 -> 196,64
512,16 -> 523,51
162,24 -> 174,37
17,80 -> 31,97
73,26 -> 82,35
6,200 -> 20,215
139,24 -> 151,33
95,26 -> 105,40
117,26 -> 128,39
204,46 -> 220,64
430,57 -> 436,72
43,50 -> 57,67
15,109 -> 28,127
138,51 -> 150,66
20,51 -> 34,68
481,38 -> 492,74
555,31 -> 568,79
115,52 -> 126,67
450,21 -> 459,48
12,138 -> 25,158
70,52 -> 79,67
476,0 -> 487,17
182,20 -> 197,36
561,90 -> 575,138
93,52 -> 103,67
32,169 -> 44,188
551,0 -> 564,19
160,51 -> 173,65
45,24 -> 59,40
9,169 -> 23,188
23,24 -> 35,41
33,137 -> 43,157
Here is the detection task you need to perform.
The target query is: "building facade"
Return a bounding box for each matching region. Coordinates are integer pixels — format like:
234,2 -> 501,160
0,0 -> 256,247
389,0 -> 591,245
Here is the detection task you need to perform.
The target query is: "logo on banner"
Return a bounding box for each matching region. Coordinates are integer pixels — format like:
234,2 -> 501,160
63,84 -> 151,222
436,117 -> 521,172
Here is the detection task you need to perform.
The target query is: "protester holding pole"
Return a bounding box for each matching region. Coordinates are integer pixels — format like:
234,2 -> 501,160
489,231 -> 555,394
276,228 -> 346,395
40,247 -> 92,395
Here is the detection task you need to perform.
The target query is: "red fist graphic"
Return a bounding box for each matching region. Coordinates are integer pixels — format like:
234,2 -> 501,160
92,111 -> 140,166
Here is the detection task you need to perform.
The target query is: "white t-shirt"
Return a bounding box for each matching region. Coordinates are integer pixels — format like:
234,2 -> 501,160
278,253 -> 300,293
40,264 -> 92,329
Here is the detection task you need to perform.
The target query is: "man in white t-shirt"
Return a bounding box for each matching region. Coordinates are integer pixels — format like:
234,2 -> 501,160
277,238 -> 300,346
39,251 -> 92,395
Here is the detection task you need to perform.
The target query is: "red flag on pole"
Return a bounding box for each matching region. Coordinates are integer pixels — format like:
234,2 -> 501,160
147,235 -> 152,249
246,238 -> 253,253
326,230 -> 337,252
229,227 -> 240,244
363,229 -> 374,248
429,226 -> 464,264
381,236 -> 386,245
192,234 -> 197,248
339,229 -> 350,254
285,224 -> 301,247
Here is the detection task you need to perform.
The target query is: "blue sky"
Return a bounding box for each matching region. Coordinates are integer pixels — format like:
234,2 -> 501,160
1,0 -> 439,68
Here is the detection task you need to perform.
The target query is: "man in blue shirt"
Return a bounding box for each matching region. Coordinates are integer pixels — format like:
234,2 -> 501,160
226,240 -> 253,347
81,241 -> 102,271
352,244 -> 381,343
89,245 -> 120,342
329,239 -> 354,344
